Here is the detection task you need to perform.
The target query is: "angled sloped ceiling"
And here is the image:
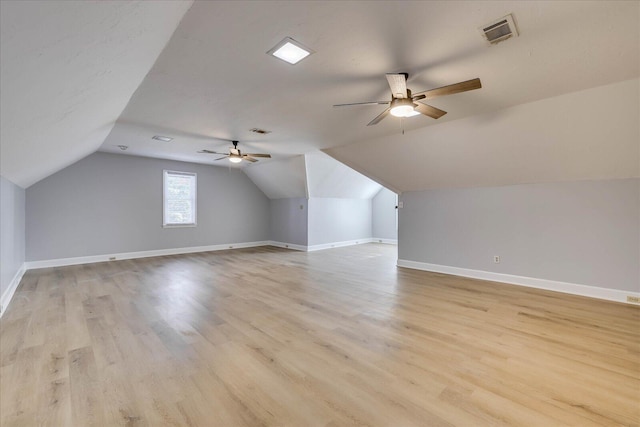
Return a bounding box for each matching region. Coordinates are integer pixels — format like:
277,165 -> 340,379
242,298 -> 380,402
325,78 -> 640,193
304,151 -> 381,199
243,156 -> 308,199
0,1 -> 192,188
244,151 -> 382,200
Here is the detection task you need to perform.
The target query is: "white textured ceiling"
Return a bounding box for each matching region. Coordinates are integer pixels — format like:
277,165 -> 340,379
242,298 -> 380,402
2,1 -> 638,191
0,0 -> 192,187
97,0 -> 638,169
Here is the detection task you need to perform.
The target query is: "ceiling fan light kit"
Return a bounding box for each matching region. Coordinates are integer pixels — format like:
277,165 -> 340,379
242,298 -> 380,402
389,98 -> 420,118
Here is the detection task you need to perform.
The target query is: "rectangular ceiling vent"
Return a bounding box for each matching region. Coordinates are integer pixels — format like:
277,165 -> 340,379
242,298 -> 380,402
250,128 -> 271,135
480,14 -> 518,45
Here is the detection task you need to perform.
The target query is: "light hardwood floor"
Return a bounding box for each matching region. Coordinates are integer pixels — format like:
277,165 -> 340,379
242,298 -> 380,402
1,244 -> 638,426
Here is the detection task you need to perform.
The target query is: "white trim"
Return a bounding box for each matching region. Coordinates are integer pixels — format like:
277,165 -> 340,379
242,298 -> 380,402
397,259 -> 640,305
1,263 -> 26,318
25,241 -> 270,270
306,238 -> 375,252
372,238 -> 398,245
268,241 -> 308,251
24,239 -> 388,270
268,239 -> 385,252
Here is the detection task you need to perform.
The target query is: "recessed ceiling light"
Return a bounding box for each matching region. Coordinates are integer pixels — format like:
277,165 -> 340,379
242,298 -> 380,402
152,135 -> 173,142
267,37 -> 314,65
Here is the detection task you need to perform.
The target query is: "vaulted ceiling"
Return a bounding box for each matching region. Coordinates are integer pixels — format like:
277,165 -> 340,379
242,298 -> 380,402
0,1 -> 192,187
1,1 -> 638,191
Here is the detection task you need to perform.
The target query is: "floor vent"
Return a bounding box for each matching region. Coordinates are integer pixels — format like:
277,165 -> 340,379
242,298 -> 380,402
480,14 -> 518,45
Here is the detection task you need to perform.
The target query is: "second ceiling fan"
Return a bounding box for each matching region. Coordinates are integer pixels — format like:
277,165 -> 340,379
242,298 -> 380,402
334,74 -> 482,126
198,140 -> 271,163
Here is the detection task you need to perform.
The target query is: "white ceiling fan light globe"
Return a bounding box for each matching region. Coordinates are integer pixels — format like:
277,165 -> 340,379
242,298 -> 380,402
390,104 -> 419,117
389,97 -> 420,118
229,156 -> 242,163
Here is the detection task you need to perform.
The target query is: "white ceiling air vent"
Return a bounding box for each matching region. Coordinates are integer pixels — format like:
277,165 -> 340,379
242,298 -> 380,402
480,14 -> 518,45
250,128 -> 271,135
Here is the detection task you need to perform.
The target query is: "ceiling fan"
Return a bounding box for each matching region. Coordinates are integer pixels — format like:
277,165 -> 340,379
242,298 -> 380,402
198,140 -> 271,163
334,73 -> 482,126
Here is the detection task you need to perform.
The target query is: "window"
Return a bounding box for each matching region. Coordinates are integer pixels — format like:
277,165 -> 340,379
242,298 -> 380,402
163,170 -> 197,227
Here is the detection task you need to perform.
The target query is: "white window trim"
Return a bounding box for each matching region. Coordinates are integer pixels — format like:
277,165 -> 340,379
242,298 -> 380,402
163,170 -> 197,228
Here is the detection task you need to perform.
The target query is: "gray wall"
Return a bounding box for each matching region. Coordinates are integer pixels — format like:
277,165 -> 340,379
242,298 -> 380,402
398,178 -> 639,292
269,198 -> 308,246
26,152 -> 270,261
1,176 -> 25,298
308,198 -> 372,246
372,188 -> 397,241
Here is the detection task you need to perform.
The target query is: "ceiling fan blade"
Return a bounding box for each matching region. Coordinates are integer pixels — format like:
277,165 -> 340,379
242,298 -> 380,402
333,101 -> 390,107
415,102 -> 447,119
244,153 -> 271,158
413,78 -> 482,100
367,107 -> 391,126
214,156 -> 229,161
386,73 -> 408,98
242,156 -> 258,163
198,149 -> 226,155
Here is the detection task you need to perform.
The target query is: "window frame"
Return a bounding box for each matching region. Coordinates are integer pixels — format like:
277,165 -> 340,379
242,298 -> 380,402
163,170 -> 197,228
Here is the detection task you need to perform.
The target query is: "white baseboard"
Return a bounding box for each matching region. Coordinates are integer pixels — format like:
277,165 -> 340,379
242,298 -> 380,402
268,241 -> 308,251
25,241 -> 271,270
372,238 -> 398,245
397,259 -> 640,305
1,263 -> 26,318
307,238 -> 375,252
269,238 -> 388,252
25,239 -> 388,270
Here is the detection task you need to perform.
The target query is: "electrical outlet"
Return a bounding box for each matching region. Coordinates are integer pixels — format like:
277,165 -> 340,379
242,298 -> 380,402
627,296 -> 640,304
494,255 -> 500,263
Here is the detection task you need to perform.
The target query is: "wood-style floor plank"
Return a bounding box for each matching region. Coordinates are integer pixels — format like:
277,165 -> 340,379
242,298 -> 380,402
1,244 -> 638,426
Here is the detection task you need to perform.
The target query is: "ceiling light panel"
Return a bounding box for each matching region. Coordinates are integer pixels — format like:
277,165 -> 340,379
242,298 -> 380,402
267,37 -> 314,65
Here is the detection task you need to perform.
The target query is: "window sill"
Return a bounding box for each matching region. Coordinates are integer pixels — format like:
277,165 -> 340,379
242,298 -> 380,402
163,224 -> 197,228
